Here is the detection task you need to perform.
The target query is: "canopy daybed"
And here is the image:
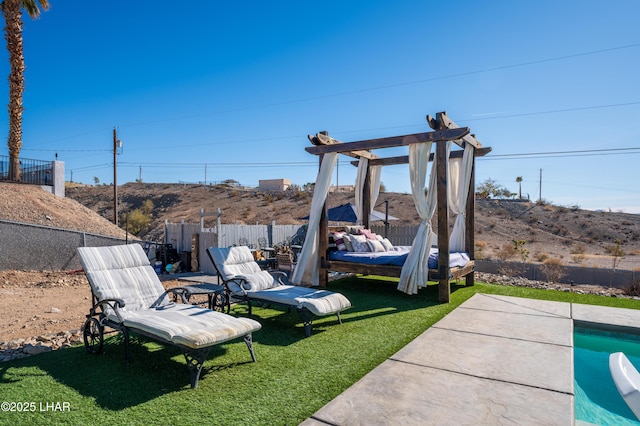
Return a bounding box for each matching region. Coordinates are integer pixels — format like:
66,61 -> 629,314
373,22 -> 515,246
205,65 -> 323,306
291,112 -> 491,302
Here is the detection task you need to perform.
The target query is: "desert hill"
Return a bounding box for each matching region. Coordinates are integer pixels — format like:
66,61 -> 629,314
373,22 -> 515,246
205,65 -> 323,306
63,182 -> 640,271
1,182 -> 638,271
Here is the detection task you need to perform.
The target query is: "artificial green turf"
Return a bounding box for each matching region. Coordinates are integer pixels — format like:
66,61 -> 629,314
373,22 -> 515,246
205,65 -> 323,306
1,276 -> 639,425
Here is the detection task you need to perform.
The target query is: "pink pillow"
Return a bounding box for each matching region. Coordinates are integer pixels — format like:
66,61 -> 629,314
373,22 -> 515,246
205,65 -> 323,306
358,228 -> 378,240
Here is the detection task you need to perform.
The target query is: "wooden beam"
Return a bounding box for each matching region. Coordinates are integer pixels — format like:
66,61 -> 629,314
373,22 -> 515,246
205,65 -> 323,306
308,133 -> 378,160
362,166 -> 371,229
436,141 -> 450,303
305,128 -> 470,156
350,147 -> 492,167
465,158 -> 476,287
427,111 -> 482,149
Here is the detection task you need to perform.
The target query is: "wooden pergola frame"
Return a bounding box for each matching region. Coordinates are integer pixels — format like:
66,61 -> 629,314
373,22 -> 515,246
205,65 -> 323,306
305,112 -> 491,302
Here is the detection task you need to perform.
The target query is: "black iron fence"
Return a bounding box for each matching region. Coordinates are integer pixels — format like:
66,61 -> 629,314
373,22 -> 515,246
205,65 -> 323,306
0,155 -> 53,186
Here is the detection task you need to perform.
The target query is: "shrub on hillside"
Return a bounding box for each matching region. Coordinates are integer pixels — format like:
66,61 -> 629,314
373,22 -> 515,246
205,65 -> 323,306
496,242 -> 517,261
540,258 -> 565,283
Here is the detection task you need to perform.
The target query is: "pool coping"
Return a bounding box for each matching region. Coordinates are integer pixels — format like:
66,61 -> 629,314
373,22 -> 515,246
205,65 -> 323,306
301,294 -> 640,425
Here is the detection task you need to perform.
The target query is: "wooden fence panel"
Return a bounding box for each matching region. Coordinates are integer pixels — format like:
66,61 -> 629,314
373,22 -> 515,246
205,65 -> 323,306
371,225 -> 419,246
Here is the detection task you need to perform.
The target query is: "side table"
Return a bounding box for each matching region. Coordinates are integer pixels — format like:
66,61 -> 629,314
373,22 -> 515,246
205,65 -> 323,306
173,282 -> 227,312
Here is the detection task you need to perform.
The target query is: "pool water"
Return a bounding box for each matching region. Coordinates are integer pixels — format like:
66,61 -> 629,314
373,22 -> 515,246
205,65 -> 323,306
574,327 -> 640,425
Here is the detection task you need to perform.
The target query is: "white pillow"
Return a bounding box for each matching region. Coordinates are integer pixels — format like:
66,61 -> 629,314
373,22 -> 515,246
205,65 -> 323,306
367,239 -> 386,253
342,234 -> 354,252
350,234 -> 369,252
236,271 -> 277,291
380,238 -> 394,251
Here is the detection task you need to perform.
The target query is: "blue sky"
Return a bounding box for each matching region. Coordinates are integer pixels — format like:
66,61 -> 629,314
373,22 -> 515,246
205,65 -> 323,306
2,1 -> 639,212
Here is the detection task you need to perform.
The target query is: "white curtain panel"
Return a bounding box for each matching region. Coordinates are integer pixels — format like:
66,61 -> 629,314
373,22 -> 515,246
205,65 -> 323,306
291,152 -> 338,287
448,143 -> 474,252
370,164 -> 382,211
398,142 -> 436,295
355,158 -> 368,224
355,158 -> 382,224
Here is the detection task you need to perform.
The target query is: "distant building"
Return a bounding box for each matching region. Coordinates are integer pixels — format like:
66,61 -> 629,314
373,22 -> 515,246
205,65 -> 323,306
329,184 -> 355,192
259,178 -> 291,191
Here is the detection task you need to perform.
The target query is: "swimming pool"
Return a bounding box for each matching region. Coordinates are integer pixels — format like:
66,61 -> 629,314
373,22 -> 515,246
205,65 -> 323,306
575,327 -> 640,425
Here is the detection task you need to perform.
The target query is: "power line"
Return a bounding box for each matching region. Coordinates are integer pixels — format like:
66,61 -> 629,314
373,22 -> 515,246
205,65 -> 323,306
461,101 -> 640,123
485,147 -> 640,159
104,147 -> 640,169
24,100 -> 640,155
119,42 -> 640,125
29,42 -> 640,142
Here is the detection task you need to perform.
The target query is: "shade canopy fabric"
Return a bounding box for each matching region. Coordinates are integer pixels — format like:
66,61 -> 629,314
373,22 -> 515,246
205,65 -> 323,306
302,203 -> 398,224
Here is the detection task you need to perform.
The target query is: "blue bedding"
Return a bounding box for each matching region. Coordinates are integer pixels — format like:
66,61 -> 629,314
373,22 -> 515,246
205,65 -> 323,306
327,246 -> 470,269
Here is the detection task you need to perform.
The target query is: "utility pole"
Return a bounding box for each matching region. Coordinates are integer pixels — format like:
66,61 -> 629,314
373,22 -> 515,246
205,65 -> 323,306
113,128 -> 118,225
113,128 -> 122,225
139,165 -> 142,183
539,168 -> 542,202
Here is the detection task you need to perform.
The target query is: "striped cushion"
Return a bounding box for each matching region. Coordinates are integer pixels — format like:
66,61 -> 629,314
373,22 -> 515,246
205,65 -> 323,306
236,271 -> 278,291
121,304 -> 261,349
208,245 -> 352,317
209,246 -> 262,279
78,244 -> 170,314
78,244 -> 262,349
248,285 -> 352,317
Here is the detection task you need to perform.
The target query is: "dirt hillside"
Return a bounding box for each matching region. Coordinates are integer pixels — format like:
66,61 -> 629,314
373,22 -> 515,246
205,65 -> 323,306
64,182 -> 640,271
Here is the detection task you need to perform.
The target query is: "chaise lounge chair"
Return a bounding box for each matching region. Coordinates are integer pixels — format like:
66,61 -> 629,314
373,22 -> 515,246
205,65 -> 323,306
207,246 -> 352,337
77,244 -> 262,388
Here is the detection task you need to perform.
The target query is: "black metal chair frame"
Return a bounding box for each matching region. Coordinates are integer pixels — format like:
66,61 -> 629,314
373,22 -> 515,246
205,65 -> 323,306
208,253 -> 341,338
82,288 -> 256,389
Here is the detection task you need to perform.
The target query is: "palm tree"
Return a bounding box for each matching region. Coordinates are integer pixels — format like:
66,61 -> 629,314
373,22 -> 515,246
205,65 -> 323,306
1,0 -> 49,181
516,176 -> 523,200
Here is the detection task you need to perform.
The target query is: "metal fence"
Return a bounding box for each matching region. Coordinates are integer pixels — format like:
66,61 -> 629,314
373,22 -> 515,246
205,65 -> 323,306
164,222 -> 307,274
0,219 -> 130,271
475,260 -> 638,290
0,155 -> 54,186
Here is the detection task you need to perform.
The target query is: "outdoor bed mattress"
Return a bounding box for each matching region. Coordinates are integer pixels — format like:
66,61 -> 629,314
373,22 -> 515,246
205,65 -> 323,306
327,246 -> 470,269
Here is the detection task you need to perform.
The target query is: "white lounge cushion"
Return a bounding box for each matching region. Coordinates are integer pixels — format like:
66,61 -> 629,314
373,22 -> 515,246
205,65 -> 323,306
78,245 -> 170,314
208,245 -> 352,319
78,244 -> 262,350
208,246 -> 262,278
236,271 -> 279,291
247,285 -> 351,317
120,304 -> 261,349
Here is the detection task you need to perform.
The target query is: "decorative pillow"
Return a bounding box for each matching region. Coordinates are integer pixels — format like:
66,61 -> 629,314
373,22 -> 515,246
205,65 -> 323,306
380,238 -> 394,251
346,225 -> 364,235
342,234 -> 354,252
358,228 -> 378,240
367,239 -> 386,253
350,234 -> 369,252
330,232 -> 348,251
236,271 -> 277,291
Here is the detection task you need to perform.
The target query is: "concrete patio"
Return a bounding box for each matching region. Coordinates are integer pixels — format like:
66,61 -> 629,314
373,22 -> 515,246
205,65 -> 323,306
301,293 -> 640,425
